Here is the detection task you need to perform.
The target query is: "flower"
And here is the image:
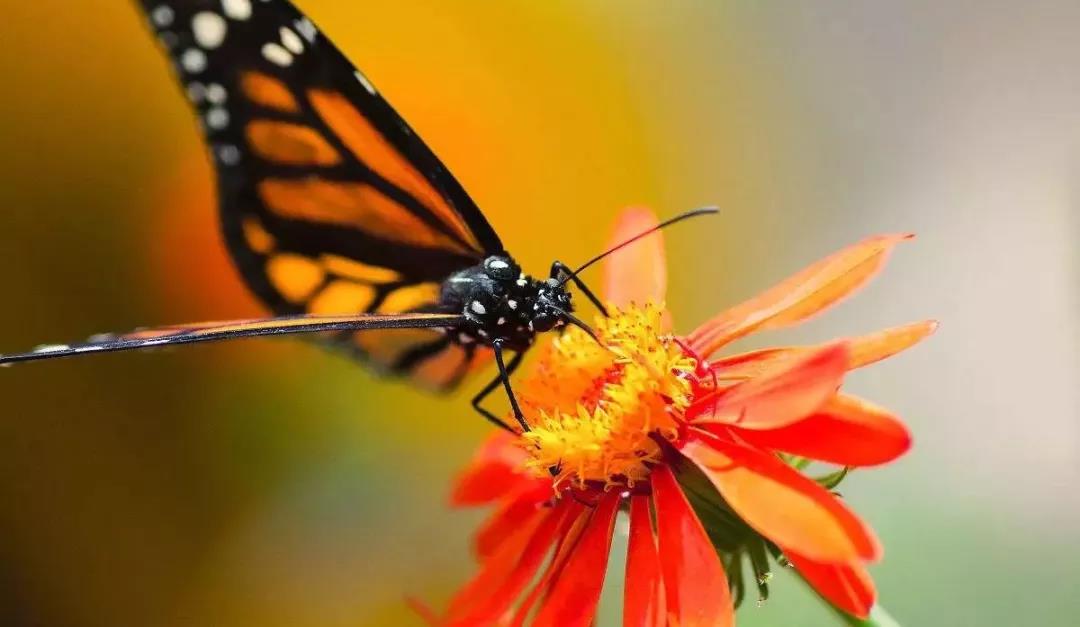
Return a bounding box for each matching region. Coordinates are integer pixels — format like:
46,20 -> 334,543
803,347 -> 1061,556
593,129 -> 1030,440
437,208 -> 935,626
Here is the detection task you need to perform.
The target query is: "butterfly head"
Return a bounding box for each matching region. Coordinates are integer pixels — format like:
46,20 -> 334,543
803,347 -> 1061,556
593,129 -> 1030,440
530,279 -> 573,332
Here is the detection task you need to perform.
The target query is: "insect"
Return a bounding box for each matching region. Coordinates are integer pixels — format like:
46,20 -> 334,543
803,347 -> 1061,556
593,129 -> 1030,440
0,0 -> 715,432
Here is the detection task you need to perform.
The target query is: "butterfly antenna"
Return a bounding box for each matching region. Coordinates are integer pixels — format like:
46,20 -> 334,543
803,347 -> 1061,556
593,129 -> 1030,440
558,310 -> 603,346
558,206 -> 720,287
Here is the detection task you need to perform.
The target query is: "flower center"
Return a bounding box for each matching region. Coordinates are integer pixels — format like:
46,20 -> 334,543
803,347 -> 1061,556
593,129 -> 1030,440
517,304 -> 698,488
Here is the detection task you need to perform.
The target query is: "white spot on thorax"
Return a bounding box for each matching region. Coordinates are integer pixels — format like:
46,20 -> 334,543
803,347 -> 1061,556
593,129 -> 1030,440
279,27 -> 304,54
507,300 -> 518,309
470,301 -> 487,315
261,43 -> 293,67
354,70 -> 377,94
180,48 -> 207,73
516,278 -> 527,287
222,0 -> 253,20
192,11 -> 227,49
151,5 -> 174,27
497,317 -> 506,325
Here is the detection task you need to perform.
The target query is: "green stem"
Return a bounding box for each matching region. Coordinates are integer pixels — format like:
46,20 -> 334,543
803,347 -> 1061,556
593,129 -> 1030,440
831,603 -> 901,627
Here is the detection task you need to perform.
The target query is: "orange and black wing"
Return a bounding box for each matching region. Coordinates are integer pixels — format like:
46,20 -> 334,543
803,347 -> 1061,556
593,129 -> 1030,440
0,313 -> 463,366
136,0 -> 500,389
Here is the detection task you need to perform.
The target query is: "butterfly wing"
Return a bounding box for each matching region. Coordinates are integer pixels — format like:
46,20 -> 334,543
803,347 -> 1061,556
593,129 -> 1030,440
136,0 -> 500,389
0,313 -> 463,365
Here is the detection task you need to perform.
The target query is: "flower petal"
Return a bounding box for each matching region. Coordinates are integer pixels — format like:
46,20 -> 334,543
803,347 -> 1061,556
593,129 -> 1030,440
692,342 -> 849,429
451,432 -> 531,506
447,501 -> 578,625
603,207 -> 668,307
532,492 -> 621,627
784,549 -> 877,619
474,488 -> 550,560
625,495 -> 666,627
732,393 -> 911,467
509,508 -> 592,626
711,320 -> 938,382
652,465 -> 734,627
681,431 -> 881,562
689,234 -> 913,358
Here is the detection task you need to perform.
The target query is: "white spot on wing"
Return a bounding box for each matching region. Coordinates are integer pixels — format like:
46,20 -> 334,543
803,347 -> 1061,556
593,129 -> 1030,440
489,259 -> 509,269
192,11 -> 228,49
516,278 -> 527,287
180,48 -> 207,74
294,17 -> 317,43
217,144 -> 241,165
279,27 -> 304,54
507,300 -> 518,309
33,344 -> 70,353
354,70 -> 377,95
206,83 -> 227,104
186,82 -> 206,103
206,107 -> 230,130
470,301 -> 487,315
222,0 -> 253,20
151,5 -> 175,27
261,43 -> 293,67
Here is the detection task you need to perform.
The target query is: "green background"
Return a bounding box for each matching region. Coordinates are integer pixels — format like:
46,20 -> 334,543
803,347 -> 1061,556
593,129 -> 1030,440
1,1 -> 1077,625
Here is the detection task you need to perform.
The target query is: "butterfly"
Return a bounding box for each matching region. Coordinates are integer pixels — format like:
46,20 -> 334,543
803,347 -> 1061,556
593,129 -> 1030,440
0,0 -> 715,432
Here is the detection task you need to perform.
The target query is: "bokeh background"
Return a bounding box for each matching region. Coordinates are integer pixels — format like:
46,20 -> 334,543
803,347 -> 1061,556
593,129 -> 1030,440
1,1 -> 1077,625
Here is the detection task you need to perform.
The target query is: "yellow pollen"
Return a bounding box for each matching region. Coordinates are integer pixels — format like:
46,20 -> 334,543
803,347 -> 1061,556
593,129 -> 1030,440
517,304 -> 697,488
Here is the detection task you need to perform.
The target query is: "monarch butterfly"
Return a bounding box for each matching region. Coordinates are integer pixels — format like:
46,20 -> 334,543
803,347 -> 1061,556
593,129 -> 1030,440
0,0 -> 715,432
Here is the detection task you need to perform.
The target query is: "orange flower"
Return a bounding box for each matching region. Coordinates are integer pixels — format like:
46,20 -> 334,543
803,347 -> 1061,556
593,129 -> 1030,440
437,208 -> 935,626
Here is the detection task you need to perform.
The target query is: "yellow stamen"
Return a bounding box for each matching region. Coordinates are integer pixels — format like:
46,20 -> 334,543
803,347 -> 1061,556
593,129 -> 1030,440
518,304 -> 697,488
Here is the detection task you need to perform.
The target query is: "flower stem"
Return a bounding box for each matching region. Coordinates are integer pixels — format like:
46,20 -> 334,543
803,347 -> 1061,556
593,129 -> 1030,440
832,603 -> 901,627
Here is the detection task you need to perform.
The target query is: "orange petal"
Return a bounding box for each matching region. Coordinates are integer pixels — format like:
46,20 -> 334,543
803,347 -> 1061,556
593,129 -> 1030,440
732,393 -> 911,467
602,207 -> 668,307
624,495 -> 666,627
689,234 -> 913,358
450,432 -> 530,506
712,320 -> 937,382
784,549 -> 876,619
509,507 -> 592,627
681,431 -> 881,562
693,342 -> 849,429
846,319 -> 938,369
652,465 -> 734,627
532,493 -> 621,627
446,501 -> 578,624
474,489 -> 549,560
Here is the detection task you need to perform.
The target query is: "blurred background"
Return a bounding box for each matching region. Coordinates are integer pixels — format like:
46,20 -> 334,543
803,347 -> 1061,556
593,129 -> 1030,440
0,1 -> 1077,625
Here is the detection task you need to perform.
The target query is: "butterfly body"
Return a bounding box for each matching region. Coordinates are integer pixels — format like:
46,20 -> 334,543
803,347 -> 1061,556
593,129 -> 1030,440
439,256 -> 574,353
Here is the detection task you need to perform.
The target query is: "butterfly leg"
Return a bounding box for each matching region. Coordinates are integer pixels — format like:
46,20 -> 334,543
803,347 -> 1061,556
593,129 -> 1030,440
551,261 -> 609,317
471,341 -> 528,433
